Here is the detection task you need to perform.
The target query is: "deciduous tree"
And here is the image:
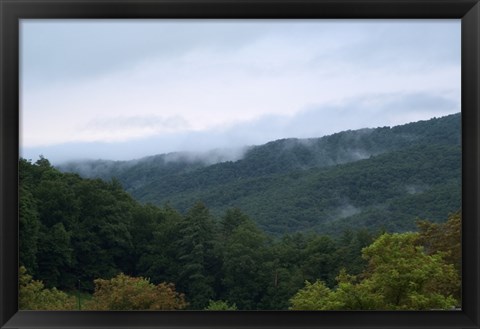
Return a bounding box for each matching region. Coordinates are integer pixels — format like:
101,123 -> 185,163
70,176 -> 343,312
85,273 -> 187,310
19,266 -> 76,310
290,232 -> 459,310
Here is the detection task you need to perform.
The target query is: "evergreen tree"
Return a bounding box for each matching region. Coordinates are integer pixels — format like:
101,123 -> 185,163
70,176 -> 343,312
135,204 -> 184,284
301,235 -> 338,287
19,185 -> 40,275
176,202 -> 216,309
36,223 -> 74,289
221,219 -> 267,309
19,266 -> 76,310
220,208 -> 250,239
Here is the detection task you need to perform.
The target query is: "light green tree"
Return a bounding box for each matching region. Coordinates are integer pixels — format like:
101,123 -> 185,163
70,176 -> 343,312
361,232 -> 458,310
19,266 -> 76,310
290,232 -> 459,310
84,273 -> 187,310
204,300 -> 238,310
289,280 -> 335,310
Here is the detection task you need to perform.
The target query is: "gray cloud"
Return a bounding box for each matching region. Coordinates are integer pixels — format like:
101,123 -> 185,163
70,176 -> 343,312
309,20 -> 460,70
82,114 -> 189,132
22,91 -> 459,164
21,20 -> 278,90
21,20 -> 460,90
20,20 -> 460,163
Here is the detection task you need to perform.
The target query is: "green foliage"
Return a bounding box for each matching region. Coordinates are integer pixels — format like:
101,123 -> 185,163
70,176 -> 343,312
301,235 -> 338,286
290,232 -> 459,311
361,232 -> 458,309
204,300 -> 238,310
36,222 -> 74,288
175,202 -> 217,309
19,112 -> 462,311
289,280 -> 335,310
19,158 -> 141,291
220,208 -> 250,239
220,218 -> 268,309
72,178 -> 135,287
328,269 -> 383,310
19,185 -> 40,275
415,212 -> 462,303
84,273 -> 187,310
257,234 -> 307,310
416,211 -> 461,273
334,228 -> 375,276
19,266 -> 76,310
59,113 -> 461,236
134,204 -> 184,285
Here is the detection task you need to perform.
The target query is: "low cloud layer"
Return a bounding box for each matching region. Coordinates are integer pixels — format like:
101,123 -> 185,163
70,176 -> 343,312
20,20 -> 460,163
22,91 -> 459,164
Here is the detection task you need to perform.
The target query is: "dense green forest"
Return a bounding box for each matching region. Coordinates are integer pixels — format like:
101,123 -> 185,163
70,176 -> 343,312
19,161 -> 460,310
59,113 -> 461,235
20,157 -> 379,309
20,114 -> 461,310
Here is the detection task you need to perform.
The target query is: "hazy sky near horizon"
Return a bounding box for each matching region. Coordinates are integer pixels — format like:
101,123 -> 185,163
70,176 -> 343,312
20,19 -> 461,164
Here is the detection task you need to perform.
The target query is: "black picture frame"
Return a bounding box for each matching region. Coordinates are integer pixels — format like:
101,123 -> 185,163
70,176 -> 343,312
1,0 -> 479,328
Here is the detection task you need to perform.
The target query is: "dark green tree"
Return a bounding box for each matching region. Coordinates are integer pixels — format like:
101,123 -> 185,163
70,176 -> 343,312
258,234 -> 306,309
221,219 -> 267,309
176,202 -> 217,309
220,208 -> 250,239
36,223 -> 74,289
135,204 -> 184,284
19,185 -> 40,275
301,235 -> 338,287
70,179 -> 134,290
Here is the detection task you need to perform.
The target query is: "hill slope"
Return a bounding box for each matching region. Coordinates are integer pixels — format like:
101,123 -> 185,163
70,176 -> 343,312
58,113 -> 461,235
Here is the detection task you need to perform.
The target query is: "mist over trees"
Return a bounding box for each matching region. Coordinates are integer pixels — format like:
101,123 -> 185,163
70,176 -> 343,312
19,157 -> 460,310
57,113 -> 461,236
19,114 -> 461,310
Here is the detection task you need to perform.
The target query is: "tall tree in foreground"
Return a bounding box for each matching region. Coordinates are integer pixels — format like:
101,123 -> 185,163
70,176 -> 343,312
19,266 -> 76,310
204,300 -> 238,310
258,234 -> 306,310
416,211 -> 461,302
85,273 -> 187,310
19,185 -> 40,276
290,232 -> 459,310
176,202 -> 217,309
221,218 -> 268,309
301,235 -> 338,287
416,211 -> 461,272
35,222 -> 74,289
133,204 -> 184,284
360,232 -> 459,309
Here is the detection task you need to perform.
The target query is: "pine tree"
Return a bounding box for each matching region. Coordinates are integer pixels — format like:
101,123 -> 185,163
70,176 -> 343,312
176,202 -> 216,309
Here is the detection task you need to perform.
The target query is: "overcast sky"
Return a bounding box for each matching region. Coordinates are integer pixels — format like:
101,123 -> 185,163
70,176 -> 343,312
20,19 -> 460,164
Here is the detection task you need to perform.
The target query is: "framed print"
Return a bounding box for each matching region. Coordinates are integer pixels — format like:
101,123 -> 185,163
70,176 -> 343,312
1,0 -> 479,328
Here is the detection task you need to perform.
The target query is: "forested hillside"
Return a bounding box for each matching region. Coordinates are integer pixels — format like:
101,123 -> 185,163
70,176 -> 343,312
19,158 -> 378,309
19,158 -> 461,310
58,113 -> 461,235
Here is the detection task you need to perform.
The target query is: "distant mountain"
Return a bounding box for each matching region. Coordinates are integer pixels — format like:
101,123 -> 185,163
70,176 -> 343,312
58,113 -> 461,235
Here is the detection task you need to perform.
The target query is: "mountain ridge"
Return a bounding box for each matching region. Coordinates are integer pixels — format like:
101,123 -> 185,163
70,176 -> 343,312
58,113 -> 461,235
58,113 -> 460,180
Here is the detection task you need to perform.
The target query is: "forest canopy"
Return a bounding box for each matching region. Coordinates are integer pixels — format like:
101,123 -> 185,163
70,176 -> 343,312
58,113 -> 461,236
19,156 -> 461,310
